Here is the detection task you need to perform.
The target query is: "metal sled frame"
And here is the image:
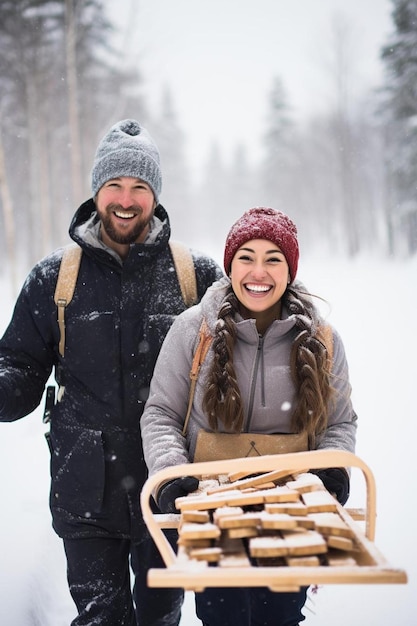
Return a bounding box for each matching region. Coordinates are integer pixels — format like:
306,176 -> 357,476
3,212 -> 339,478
140,450 -> 407,592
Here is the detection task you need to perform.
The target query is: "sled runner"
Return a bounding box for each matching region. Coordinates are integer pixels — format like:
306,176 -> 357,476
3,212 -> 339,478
140,450 -> 407,592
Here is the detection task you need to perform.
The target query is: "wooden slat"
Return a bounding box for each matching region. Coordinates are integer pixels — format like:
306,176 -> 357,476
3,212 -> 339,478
262,486 -> 301,503
259,512 -> 299,530
287,473 -> 325,493
226,526 -> 259,539
327,553 -> 358,567
179,522 -> 220,540
216,512 -> 261,529
250,536 -> 289,558
207,469 -> 305,494
180,510 -> 210,524
189,547 -> 223,562
281,530 -> 328,556
264,502 -> 308,516
345,507 -> 366,521
286,555 -> 321,567
302,490 -> 339,513
308,512 -> 354,537
326,535 -> 355,551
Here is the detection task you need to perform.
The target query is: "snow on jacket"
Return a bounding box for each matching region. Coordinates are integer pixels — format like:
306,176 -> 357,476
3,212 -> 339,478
0,199 -> 222,540
141,277 -> 357,478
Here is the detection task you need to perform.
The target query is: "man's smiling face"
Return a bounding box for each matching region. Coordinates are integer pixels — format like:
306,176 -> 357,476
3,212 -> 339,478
95,177 -> 156,255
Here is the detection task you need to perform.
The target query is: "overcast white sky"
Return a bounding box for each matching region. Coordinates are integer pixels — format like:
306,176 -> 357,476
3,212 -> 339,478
110,0 -> 394,173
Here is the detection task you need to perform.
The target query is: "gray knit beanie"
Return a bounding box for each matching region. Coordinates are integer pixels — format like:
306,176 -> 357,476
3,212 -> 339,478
91,119 -> 162,201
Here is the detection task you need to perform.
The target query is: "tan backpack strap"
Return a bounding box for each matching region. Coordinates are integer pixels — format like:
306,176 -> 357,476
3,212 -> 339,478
316,323 -> 334,371
54,244 -> 82,357
182,319 -> 213,436
169,240 -> 197,308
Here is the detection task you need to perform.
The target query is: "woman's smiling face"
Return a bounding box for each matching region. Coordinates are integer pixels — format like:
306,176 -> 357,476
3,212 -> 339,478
230,238 -> 290,330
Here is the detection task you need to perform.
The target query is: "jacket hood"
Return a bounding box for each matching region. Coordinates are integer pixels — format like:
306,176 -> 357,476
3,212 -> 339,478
199,276 -> 231,331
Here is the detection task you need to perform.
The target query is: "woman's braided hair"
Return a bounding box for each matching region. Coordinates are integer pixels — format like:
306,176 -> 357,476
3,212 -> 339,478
202,281 -> 333,445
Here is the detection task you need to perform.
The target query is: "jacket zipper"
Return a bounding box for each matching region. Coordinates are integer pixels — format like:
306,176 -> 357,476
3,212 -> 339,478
245,334 -> 265,431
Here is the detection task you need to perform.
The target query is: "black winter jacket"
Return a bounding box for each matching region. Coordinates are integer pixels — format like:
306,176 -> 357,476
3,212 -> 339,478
0,200 -> 222,540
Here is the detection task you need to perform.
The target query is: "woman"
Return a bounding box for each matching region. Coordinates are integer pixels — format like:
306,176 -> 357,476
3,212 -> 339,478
141,207 -> 357,626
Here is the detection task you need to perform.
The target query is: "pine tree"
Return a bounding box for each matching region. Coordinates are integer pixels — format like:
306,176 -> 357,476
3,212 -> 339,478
381,0 -> 417,255
151,86 -> 192,241
260,76 -> 296,211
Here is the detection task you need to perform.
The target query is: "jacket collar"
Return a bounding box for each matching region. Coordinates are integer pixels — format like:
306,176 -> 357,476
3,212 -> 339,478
68,198 -> 171,265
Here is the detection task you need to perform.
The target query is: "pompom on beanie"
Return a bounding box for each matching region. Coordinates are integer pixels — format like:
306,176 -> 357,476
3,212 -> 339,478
91,119 -> 162,202
223,207 -> 299,282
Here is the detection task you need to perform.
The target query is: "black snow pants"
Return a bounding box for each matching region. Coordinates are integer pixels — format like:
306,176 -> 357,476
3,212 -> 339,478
195,585 -> 307,626
63,530 -> 183,626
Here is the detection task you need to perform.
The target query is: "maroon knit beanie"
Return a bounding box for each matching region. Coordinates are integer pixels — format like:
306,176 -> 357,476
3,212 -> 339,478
223,207 -> 299,282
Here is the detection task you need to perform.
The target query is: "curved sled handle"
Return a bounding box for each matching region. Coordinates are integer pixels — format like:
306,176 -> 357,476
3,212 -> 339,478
140,450 -> 377,568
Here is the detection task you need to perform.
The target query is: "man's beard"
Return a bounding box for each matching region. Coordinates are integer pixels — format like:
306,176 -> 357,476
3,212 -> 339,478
100,203 -> 153,245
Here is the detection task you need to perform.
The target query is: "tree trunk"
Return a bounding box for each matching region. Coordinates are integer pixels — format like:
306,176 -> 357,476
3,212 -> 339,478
65,0 -> 83,207
0,120 -> 18,295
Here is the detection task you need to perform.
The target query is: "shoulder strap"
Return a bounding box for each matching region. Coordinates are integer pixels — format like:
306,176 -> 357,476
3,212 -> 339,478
316,323 -> 334,370
54,243 -> 82,357
169,240 -> 197,308
182,318 -> 212,436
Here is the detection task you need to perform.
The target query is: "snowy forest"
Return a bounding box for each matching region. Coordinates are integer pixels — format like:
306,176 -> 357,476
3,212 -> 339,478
0,3 -> 415,624
0,0 -> 416,295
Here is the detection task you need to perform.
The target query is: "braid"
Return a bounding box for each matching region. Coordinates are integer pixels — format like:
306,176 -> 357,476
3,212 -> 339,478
202,288 -> 245,431
285,284 -> 333,446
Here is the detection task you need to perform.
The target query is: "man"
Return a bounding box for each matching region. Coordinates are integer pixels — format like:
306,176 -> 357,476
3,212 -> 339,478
0,119 -> 222,625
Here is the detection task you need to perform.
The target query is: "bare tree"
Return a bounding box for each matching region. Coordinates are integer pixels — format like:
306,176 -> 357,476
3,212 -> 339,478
0,118 -> 17,294
0,0 -> 146,279
65,0 -> 83,207
151,87 -> 192,242
327,14 -> 361,256
260,77 -> 297,212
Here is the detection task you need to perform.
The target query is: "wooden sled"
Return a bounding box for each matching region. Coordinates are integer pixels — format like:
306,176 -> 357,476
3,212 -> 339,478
140,450 -> 408,592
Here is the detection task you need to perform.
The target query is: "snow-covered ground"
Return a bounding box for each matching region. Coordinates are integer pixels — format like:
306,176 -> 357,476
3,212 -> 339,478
0,254 -> 414,625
